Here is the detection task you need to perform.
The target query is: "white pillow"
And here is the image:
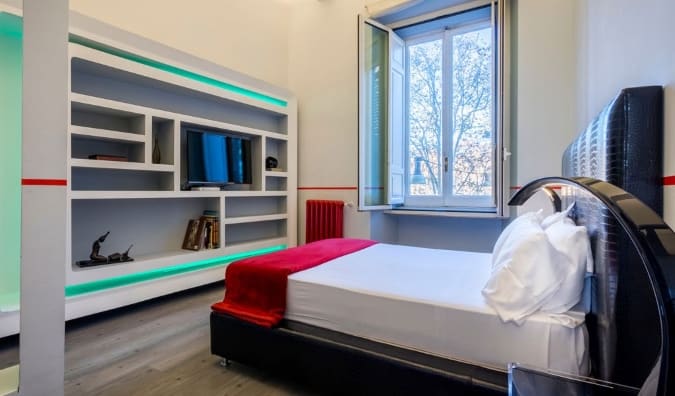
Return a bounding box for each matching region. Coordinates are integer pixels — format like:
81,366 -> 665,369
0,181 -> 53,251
540,217 -> 594,313
483,212 -> 567,324
490,211 -> 542,269
541,202 -> 575,229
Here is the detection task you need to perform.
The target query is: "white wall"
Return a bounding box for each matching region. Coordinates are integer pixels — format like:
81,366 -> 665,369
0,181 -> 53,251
511,0 -> 582,215
69,0 -> 291,89
512,0 -> 581,185
288,0 -> 372,244
579,0 -> 675,227
287,0 -> 583,248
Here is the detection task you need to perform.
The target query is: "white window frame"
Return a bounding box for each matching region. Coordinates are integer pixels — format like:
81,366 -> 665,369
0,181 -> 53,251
358,16 -> 406,210
402,31 -> 444,208
405,20 -> 495,209
358,0 -> 510,217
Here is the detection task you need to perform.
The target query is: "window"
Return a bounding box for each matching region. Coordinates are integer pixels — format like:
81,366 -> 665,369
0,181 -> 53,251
359,1 -> 509,216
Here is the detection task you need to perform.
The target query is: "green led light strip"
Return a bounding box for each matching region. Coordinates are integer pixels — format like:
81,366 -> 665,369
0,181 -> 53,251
0,12 -> 21,38
0,11 -> 22,312
68,35 -> 288,108
65,245 -> 286,297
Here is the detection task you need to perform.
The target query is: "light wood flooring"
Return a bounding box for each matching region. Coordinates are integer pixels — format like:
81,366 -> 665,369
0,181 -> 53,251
0,283 -> 316,395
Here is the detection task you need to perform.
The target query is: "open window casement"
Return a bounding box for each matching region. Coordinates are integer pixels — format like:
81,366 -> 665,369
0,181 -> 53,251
358,16 -> 405,210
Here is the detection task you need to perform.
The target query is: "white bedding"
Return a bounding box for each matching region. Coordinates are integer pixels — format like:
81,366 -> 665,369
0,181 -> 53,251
286,243 -> 589,375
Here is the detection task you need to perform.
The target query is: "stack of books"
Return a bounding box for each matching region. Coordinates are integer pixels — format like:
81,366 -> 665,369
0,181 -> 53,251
182,210 -> 220,251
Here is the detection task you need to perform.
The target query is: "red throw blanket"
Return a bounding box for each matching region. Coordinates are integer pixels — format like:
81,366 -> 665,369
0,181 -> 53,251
211,238 -> 377,327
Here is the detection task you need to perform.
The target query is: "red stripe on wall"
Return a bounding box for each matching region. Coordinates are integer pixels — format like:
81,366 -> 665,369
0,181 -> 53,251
21,178 -> 67,186
298,186 -> 357,191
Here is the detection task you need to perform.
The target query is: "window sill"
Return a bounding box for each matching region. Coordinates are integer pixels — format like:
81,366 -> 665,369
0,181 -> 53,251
385,206 -> 506,219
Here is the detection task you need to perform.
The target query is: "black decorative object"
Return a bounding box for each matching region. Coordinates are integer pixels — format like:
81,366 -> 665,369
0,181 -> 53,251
76,231 -> 134,267
265,156 -> 278,170
152,136 -> 161,164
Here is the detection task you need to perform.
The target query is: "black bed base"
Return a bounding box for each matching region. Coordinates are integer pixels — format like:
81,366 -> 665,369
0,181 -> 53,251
211,312 -> 506,395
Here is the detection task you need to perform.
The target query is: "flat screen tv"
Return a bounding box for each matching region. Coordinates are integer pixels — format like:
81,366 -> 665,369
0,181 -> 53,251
186,129 -> 252,188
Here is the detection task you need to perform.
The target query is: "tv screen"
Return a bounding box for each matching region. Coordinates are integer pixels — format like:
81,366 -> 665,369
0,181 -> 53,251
186,129 -> 252,187
227,136 -> 252,184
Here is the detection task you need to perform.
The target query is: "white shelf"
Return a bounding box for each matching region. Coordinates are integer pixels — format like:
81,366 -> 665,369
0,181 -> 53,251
222,190 -> 287,197
71,247 -> 226,275
264,170 -> 288,177
71,125 -> 146,143
180,113 -> 288,140
69,190 -> 288,199
223,213 -> 287,225
71,92 -> 151,116
222,237 -> 287,251
70,43 -> 289,116
71,91 -> 289,141
60,35 -> 296,334
70,158 -> 175,172
66,236 -> 287,285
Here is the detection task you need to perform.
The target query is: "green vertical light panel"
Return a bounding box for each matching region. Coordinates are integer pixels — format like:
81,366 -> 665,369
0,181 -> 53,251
0,12 -> 22,312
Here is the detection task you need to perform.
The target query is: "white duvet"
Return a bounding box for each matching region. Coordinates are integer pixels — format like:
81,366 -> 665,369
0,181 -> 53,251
286,243 -> 589,375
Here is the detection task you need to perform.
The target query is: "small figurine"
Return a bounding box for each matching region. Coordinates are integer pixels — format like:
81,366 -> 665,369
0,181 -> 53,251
265,156 -> 278,170
107,244 -> 134,263
90,231 -> 110,262
77,231 -> 134,267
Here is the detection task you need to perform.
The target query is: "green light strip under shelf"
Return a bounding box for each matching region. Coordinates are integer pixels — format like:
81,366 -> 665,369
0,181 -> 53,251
69,35 -> 288,108
65,245 -> 286,297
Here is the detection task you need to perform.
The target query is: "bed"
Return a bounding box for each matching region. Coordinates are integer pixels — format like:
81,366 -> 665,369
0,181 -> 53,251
211,86 -> 671,394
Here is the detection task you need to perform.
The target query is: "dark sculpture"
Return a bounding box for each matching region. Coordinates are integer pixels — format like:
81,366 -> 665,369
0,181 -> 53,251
77,231 -> 134,267
265,156 -> 278,170
89,231 -> 110,262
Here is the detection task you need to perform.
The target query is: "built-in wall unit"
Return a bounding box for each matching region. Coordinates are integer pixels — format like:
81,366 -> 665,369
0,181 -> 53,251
0,9 -> 297,338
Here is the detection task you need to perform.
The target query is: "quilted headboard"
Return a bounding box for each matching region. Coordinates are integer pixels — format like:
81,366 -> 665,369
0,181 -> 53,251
563,86 -> 663,215
561,86 -> 664,387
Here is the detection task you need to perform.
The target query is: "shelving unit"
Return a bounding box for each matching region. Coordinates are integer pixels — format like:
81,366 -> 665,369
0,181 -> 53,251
64,40 -> 297,319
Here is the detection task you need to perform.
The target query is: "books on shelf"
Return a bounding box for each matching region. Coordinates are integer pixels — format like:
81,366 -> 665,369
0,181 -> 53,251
181,211 -> 220,251
181,219 -> 201,251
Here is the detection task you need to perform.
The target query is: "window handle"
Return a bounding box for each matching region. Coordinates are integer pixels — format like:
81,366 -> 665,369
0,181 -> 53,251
444,156 -> 448,172
503,148 -> 512,160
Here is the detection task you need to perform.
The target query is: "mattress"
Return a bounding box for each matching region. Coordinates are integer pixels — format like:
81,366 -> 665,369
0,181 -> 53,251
286,243 -> 589,375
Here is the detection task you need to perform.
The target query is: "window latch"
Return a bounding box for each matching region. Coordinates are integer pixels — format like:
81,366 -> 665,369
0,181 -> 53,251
444,156 -> 448,172
503,148 -> 512,160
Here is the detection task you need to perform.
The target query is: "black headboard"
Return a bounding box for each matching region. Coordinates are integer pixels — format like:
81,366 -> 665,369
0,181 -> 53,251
563,86 -> 663,215
561,86 -> 664,387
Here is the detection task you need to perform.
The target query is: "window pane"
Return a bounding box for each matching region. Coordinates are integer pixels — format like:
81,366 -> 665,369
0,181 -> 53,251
363,23 -> 388,206
407,39 -> 442,196
452,27 -> 493,197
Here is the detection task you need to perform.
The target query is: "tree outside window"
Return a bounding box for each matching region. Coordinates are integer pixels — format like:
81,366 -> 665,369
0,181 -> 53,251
408,26 -> 493,200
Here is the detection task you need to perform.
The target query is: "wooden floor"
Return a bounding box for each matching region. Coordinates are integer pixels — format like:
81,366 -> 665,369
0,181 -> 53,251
0,283 -> 316,396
